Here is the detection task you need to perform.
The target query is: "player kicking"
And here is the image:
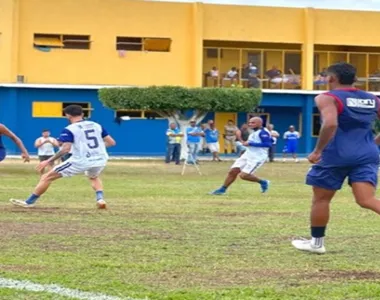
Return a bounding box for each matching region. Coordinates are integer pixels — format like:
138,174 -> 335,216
292,62 -> 380,254
210,117 -> 271,195
10,105 -> 116,209
0,124 -> 30,163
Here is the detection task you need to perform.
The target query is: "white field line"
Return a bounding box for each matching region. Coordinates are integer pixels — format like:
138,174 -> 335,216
0,277 -> 148,300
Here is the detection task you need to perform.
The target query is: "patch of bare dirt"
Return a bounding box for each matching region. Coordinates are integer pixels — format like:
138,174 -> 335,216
216,211 -> 302,217
142,268 -> 284,288
300,269 -> 380,281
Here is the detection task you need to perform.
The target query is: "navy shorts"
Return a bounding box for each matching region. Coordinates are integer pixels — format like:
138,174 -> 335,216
306,164 -> 378,191
0,148 -> 6,162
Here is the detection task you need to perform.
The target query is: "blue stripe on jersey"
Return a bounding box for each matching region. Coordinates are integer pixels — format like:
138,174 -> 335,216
55,162 -> 72,172
58,128 -> 74,143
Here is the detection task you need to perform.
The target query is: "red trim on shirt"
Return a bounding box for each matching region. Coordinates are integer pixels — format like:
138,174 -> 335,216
323,92 -> 344,115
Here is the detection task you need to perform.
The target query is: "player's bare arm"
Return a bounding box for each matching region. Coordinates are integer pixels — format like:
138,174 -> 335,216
310,94 -> 338,162
34,138 -> 45,148
0,124 -> 30,162
103,135 -> 116,148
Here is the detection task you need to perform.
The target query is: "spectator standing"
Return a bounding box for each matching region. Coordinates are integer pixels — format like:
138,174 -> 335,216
186,120 -> 204,164
34,129 -> 59,175
204,120 -> 221,162
283,125 -> 300,163
224,120 -> 238,154
267,124 -> 280,162
165,122 -> 183,165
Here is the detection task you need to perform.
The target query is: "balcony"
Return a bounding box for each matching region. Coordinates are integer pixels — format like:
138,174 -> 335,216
203,47 -> 302,90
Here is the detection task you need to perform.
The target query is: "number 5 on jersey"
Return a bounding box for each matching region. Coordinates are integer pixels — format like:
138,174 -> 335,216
85,129 -> 99,149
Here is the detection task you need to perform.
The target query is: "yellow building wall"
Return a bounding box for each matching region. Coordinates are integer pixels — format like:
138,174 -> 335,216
5,1 -> 380,87
203,5 -> 304,44
17,0 -> 195,86
0,0 -> 18,83
314,10 -> 380,46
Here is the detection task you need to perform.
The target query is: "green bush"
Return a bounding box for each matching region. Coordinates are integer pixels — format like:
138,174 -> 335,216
99,86 -> 262,112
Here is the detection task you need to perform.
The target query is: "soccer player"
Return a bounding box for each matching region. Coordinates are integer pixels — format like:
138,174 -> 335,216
0,124 -> 30,163
210,117 -> 271,195
10,105 -> 116,209
292,62 -> 380,254
204,120 -> 221,162
282,125 -> 300,162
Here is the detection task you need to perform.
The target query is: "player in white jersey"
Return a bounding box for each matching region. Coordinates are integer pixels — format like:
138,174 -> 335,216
210,117 -> 271,195
10,105 -> 116,209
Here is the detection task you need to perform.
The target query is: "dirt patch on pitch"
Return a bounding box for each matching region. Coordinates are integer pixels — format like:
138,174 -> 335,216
0,221 -> 175,241
300,269 -> 380,282
216,211 -> 302,217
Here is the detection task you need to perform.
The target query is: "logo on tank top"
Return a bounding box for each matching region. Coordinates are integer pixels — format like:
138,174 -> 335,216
347,98 -> 376,108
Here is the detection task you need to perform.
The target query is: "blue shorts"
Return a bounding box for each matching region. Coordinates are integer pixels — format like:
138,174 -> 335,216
0,148 -> 6,162
284,144 -> 297,154
306,164 -> 378,191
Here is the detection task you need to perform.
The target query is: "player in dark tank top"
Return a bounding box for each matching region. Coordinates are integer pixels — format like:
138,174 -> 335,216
292,62 -> 380,254
0,124 -> 30,163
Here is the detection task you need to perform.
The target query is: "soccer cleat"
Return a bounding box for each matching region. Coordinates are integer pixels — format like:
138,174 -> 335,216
260,180 -> 270,193
209,188 -> 226,195
97,199 -> 107,209
291,239 -> 326,254
10,199 -> 35,208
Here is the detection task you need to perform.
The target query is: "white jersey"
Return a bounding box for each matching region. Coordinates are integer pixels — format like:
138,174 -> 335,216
242,128 -> 271,161
60,120 -> 108,166
36,137 -> 56,156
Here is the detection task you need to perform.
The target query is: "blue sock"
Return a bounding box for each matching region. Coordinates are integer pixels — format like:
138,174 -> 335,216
26,194 -> 40,205
96,191 -> 104,201
220,185 -> 227,192
259,179 -> 266,184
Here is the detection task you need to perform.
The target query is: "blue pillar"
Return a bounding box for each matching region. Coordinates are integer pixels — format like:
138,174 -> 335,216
2,88 -> 19,154
302,95 -> 314,154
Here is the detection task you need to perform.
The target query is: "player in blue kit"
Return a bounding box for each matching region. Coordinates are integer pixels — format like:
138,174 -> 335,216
0,124 -> 30,163
292,63 -> 380,254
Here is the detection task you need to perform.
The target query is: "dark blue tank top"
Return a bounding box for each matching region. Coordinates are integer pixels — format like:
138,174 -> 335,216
0,135 -> 3,149
320,88 -> 379,167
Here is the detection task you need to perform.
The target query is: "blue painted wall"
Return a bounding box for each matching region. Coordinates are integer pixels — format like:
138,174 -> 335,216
0,87 -> 317,156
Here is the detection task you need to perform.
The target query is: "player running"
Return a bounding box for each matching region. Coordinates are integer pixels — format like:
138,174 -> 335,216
0,124 -> 30,163
210,117 -> 271,195
10,105 -> 116,209
292,62 -> 380,254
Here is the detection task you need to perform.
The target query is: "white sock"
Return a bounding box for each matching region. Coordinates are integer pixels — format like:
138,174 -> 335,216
311,237 -> 324,248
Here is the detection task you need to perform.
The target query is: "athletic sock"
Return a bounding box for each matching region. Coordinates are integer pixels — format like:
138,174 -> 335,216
258,179 -> 266,184
311,226 -> 326,248
25,194 -> 40,205
96,191 -> 104,201
219,185 -> 227,192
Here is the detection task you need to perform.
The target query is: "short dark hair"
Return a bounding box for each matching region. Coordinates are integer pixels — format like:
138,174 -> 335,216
42,129 -> 49,132
63,105 -> 83,117
327,62 -> 356,85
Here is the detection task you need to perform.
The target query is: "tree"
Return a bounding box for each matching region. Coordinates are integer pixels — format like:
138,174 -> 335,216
99,86 -> 262,158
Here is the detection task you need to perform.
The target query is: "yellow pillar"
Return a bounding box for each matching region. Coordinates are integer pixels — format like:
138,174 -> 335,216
191,2 -> 203,87
302,8 -> 315,90
0,0 -> 19,83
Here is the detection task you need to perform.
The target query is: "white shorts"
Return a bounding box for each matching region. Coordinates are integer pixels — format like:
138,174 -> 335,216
53,160 -> 105,178
208,143 -> 220,153
231,157 -> 265,174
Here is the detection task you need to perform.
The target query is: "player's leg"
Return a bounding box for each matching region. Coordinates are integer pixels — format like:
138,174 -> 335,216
292,165 -> 345,254
86,166 -> 106,209
282,146 -> 287,162
349,164 -> 380,214
239,160 -> 269,193
210,158 -> 246,195
10,169 -> 62,207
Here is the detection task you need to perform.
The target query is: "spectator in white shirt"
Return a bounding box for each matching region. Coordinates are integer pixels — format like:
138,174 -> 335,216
267,124 -> 280,162
34,129 -> 59,175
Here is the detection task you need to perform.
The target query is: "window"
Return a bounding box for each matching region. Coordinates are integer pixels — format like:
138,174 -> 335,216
116,37 -> 171,52
33,102 -> 63,117
33,34 -> 91,50
116,110 -> 163,119
62,102 -> 92,118
312,114 -> 321,137
62,35 -> 91,50
34,34 -> 63,48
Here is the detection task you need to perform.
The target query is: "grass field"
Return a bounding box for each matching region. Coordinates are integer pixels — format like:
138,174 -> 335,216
1,159 -> 380,300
